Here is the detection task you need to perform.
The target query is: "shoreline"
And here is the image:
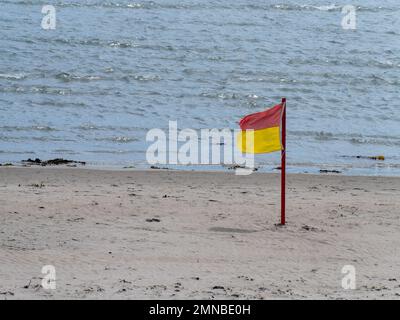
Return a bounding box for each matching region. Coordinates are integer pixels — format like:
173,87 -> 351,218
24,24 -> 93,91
1,163 -> 400,179
1,166 -> 400,299
0,162 -> 400,178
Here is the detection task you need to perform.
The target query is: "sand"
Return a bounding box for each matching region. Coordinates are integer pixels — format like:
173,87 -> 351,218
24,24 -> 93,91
0,166 -> 399,299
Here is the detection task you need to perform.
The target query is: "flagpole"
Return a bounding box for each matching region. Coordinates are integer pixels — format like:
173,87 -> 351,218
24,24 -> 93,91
281,98 -> 286,225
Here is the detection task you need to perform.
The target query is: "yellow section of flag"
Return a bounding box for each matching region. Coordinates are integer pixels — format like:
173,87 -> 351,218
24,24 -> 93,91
237,126 -> 281,154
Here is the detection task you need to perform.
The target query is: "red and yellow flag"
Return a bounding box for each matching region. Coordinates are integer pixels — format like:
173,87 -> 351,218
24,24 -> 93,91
238,103 -> 284,153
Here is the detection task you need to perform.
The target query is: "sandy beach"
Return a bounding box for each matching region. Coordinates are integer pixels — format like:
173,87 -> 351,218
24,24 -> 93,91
0,166 -> 399,299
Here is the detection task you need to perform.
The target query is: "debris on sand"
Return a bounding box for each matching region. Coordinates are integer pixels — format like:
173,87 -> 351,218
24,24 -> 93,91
45,158 -> 86,165
146,218 -> 161,222
22,158 -> 86,166
22,158 -> 42,164
28,183 -> 45,188
301,224 -> 325,232
359,155 -> 385,161
301,224 -> 317,231
150,165 -> 169,170
0,163 -> 13,166
342,155 -> 385,161
319,169 -> 341,174
226,164 -> 258,171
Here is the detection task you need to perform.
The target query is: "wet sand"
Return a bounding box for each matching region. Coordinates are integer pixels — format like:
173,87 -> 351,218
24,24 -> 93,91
0,167 -> 400,299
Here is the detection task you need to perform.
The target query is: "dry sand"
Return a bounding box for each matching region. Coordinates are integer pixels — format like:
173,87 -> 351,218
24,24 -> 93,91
0,166 -> 399,299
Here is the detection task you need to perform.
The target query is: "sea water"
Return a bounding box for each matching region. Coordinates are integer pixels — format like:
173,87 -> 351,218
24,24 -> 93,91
0,0 -> 399,175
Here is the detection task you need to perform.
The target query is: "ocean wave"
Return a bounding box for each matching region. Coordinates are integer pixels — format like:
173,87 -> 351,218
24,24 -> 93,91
0,125 -> 58,132
290,130 -> 400,140
35,100 -> 88,108
51,149 -> 79,154
0,85 -> 73,95
0,73 -> 27,80
0,150 -> 35,154
0,1 -> 177,10
271,4 -> 341,12
86,149 -> 140,154
0,85 -> 116,96
348,138 -> 400,147
56,72 -> 102,82
232,75 -> 298,84
94,136 -> 139,143
54,71 -> 161,83
287,57 -> 400,72
199,91 -> 259,101
1,1 -> 395,12
200,92 -> 239,100
74,124 -> 146,131
263,4 -> 394,12
0,136 -> 78,142
290,130 -> 400,147
25,37 -> 138,49
14,37 -> 179,53
122,74 -> 161,82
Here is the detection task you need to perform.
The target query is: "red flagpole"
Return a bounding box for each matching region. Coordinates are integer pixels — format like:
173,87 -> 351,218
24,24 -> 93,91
281,98 -> 286,225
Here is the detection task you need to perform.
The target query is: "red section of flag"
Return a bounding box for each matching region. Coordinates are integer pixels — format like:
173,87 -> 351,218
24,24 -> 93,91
239,103 -> 283,130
